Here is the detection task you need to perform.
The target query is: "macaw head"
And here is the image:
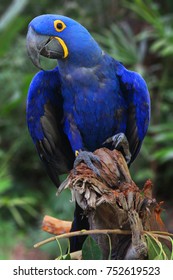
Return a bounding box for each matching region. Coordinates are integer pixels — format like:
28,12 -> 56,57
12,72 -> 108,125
26,14 -> 102,69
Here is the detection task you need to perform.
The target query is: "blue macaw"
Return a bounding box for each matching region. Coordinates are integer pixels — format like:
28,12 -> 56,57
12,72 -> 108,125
26,15 -> 150,251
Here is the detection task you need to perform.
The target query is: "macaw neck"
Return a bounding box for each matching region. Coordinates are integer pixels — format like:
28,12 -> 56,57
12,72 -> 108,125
57,41 -> 103,72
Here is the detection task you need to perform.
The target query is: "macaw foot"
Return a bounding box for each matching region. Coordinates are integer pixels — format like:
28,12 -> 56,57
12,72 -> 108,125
73,151 -> 101,176
103,132 -> 131,164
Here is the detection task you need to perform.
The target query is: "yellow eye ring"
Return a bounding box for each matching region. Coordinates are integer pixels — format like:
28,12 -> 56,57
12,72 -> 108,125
54,20 -> 66,32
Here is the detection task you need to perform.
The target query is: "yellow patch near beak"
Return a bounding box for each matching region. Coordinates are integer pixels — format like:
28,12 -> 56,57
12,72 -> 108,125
55,37 -> 68,58
75,150 -> 79,157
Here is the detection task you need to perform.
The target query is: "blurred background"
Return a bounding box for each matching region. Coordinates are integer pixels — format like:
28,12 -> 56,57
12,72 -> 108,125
0,0 -> 173,259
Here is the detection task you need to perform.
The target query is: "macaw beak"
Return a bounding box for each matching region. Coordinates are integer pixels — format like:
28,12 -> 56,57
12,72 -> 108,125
26,26 -> 67,69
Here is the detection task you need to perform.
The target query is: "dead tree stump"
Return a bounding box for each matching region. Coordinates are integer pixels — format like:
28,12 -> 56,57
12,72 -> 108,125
60,148 -> 167,259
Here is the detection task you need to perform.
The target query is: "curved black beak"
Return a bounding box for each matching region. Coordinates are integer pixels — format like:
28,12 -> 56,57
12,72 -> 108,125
26,26 -> 65,69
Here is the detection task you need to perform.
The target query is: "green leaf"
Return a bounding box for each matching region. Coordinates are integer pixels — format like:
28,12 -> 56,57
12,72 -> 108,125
145,234 -> 167,260
150,39 -> 167,52
56,256 -> 64,260
160,45 -> 173,56
8,206 -> 25,227
63,253 -> 71,260
0,175 -> 12,194
154,131 -> 173,143
17,203 -> 38,218
162,242 -> 172,260
166,237 -> 173,260
106,234 -> 112,260
171,242 -> 173,260
152,147 -> 173,163
0,16 -> 29,57
82,236 -> 103,260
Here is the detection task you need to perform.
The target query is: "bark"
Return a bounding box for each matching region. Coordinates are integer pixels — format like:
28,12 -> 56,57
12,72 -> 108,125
61,148 -> 167,259
42,215 -> 72,235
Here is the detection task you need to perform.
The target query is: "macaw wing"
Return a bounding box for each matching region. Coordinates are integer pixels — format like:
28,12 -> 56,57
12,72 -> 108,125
115,61 -> 150,162
27,68 -> 74,187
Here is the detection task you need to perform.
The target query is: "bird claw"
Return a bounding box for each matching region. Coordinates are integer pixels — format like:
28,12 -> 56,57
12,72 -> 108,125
103,132 -> 131,164
73,151 -> 101,176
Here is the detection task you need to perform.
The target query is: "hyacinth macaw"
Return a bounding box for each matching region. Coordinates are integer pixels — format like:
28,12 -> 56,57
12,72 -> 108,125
26,15 -> 150,251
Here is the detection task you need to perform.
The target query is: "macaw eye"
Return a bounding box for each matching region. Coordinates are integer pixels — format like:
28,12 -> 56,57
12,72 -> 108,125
54,20 -> 66,32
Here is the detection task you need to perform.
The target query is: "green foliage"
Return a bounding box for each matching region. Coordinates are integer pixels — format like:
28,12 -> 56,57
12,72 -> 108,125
129,1 -> 173,195
0,17 -> 29,57
145,234 -> 173,260
61,253 -> 72,260
0,221 -> 20,260
94,22 -> 147,66
53,232 -> 173,260
80,233 -> 173,260
125,0 -> 173,57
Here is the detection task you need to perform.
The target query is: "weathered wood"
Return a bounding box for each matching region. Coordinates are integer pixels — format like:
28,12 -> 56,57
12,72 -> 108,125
60,147 -> 167,259
42,215 -> 72,235
40,148 -> 167,259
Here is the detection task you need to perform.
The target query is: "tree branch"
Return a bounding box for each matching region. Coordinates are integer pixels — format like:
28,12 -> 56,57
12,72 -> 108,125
38,148 -> 168,259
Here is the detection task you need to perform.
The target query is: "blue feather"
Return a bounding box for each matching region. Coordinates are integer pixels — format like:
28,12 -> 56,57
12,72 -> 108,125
27,67 -> 61,143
